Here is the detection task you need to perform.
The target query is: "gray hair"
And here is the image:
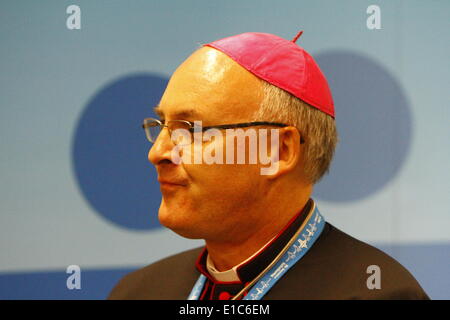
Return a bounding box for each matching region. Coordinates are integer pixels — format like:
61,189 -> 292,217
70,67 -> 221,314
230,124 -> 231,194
253,81 -> 338,184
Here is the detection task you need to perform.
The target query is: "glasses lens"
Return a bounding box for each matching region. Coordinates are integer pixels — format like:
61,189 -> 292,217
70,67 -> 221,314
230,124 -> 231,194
143,119 -> 161,143
168,121 -> 193,146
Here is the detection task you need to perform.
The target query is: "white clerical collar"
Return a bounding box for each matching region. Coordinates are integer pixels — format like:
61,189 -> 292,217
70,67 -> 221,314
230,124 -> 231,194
206,235 -> 276,283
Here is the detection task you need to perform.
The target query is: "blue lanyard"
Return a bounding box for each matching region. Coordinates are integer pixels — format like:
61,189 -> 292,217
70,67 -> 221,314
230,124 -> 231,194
188,205 -> 325,300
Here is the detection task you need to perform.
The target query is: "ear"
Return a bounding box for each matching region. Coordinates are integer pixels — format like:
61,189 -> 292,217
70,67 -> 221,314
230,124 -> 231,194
264,127 -> 302,179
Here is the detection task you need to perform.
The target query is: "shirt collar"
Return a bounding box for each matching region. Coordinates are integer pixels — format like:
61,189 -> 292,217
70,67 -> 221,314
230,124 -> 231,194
206,235 -> 276,282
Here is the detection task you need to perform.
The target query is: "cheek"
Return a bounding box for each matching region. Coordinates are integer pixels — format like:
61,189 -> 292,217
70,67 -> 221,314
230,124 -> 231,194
185,161 -> 262,199
179,132 -> 266,202
180,132 -> 266,171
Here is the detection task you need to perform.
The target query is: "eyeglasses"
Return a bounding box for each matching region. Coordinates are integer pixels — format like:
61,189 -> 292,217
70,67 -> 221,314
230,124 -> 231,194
142,117 -> 304,145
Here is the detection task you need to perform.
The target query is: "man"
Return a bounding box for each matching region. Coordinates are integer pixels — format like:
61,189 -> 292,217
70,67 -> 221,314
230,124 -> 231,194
108,32 -> 429,300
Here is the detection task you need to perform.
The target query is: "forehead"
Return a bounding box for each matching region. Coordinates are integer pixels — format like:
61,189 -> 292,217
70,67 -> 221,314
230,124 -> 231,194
157,47 -> 263,123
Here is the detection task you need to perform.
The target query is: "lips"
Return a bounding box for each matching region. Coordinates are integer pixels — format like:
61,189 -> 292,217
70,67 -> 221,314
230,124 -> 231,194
158,178 -> 187,192
157,177 -> 188,187
156,167 -> 188,188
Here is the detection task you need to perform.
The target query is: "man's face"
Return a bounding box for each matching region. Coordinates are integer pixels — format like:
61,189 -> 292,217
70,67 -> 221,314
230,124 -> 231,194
148,47 -> 268,241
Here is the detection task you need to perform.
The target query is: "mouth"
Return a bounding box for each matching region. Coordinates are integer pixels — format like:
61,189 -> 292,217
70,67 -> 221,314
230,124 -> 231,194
157,178 -> 188,190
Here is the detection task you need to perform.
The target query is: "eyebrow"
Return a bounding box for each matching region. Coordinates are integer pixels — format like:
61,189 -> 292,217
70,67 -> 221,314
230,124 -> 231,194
153,105 -> 201,120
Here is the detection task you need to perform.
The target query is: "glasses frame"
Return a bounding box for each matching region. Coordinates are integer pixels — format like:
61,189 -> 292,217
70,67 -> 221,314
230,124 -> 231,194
142,117 -> 305,144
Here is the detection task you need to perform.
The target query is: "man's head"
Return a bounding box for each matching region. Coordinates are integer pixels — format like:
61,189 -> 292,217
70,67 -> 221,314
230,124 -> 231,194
148,32 -> 337,243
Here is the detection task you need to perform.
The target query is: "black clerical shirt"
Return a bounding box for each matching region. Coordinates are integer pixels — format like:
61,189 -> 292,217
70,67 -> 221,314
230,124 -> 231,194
108,199 -> 429,300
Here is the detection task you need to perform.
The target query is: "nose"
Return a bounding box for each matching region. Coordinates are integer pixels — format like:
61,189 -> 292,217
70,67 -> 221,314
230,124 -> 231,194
148,127 -> 174,165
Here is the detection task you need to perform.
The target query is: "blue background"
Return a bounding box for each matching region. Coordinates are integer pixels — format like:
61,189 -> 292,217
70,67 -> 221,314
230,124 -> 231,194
0,0 -> 449,299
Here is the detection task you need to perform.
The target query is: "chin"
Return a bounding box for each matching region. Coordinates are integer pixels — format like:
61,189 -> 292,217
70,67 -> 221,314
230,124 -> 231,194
158,205 -> 204,239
